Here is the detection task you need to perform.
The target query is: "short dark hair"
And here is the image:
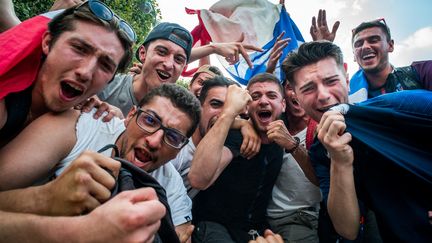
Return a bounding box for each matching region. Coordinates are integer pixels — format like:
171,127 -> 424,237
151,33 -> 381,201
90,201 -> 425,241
199,75 -> 237,104
352,19 -> 391,43
282,41 -> 344,88
138,83 -> 201,137
246,72 -> 283,95
48,3 -> 133,73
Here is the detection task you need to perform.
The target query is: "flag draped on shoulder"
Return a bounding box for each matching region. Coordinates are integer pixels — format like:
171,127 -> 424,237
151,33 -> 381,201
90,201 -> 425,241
186,0 -> 304,85
333,90 -> 432,184
0,10 -> 62,100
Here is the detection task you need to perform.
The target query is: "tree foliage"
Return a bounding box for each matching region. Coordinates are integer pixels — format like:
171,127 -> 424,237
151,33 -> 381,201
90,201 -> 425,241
13,0 -> 160,58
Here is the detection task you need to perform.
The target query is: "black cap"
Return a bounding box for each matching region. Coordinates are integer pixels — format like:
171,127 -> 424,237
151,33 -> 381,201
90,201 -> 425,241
135,22 -> 193,62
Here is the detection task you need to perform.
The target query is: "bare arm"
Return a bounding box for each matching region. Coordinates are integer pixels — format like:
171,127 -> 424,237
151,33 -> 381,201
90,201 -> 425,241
0,188 -> 165,243
267,120 -> 318,185
188,85 -> 252,189
189,34 -> 263,68
318,111 -> 359,240
0,109 -> 79,190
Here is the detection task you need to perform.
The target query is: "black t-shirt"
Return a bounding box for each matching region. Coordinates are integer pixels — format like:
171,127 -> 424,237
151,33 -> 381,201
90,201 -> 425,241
192,129 -> 283,241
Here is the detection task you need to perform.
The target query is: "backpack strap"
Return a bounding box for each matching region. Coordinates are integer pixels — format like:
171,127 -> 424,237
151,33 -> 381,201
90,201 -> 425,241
306,119 -> 318,150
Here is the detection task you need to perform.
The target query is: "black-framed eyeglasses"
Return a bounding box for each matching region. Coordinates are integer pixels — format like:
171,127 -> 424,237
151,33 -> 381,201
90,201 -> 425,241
75,0 -> 137,42
135,108 -> 189,149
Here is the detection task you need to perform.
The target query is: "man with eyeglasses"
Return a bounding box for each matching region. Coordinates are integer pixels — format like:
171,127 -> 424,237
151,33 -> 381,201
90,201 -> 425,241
0,0 -> 135,147
0,83 -> 201,242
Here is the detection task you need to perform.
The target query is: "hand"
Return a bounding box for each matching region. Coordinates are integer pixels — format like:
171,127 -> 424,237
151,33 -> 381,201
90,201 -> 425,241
266,31 -> 290,74
49,0 -> 82,11
212,33 -> 263,68
129,62 -> 143,76
317,110 -> 353,165
43,151 -> 120,216
248,229 -> 283,243
222,85 -> 252,117
80,187 -> 165,243
310,9 -> 340,42
175,222 -> 194,243
77,96 -> 124,122
266,120 -> 298,150
239,119 -> 261,159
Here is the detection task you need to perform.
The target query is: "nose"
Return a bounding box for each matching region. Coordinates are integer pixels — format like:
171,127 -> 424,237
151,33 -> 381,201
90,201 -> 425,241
145,129 -> 164,151
316,84 -> 331,105
75,57 -> 97,83
161,55 -> 175,71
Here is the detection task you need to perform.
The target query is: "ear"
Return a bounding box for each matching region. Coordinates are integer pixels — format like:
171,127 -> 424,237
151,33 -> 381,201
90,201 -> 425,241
281,97 -> 286,113
41,31 -> 52,55
124,106 -> 138,127
388,39 -> 394,53
138,45 -> 147,63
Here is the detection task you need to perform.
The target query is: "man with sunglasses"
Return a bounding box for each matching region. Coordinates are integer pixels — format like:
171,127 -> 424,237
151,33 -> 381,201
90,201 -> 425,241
282,40 -> 432,242
95,21 -> 262,116
0,0 -> 135,147
0,83 -> 201,242
349,18 -> 432,102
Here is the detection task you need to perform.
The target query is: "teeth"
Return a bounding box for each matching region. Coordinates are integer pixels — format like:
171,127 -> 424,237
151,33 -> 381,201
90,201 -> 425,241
157,70 -> 170,79
67,83 -> 83,92
362,53 -> 375,60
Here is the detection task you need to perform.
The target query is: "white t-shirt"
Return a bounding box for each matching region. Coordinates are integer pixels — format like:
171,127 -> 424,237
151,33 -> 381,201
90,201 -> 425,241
55,109 -> 192,225
169,138 -> 200,199
267,128 -> 322,218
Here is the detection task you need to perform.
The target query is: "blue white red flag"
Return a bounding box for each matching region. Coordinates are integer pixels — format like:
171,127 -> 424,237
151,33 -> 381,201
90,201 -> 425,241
186,0 -> 304,85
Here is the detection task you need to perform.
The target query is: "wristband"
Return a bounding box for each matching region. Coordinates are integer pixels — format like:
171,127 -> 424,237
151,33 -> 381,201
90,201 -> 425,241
285,137 -> 300,153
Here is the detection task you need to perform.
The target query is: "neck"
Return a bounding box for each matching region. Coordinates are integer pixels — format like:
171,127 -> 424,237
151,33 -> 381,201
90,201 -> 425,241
285,114 -> 308,135
132,73 -> 149,102
191,129 -> 202,146
30,84 -> 48,121
364,64 -> 393,89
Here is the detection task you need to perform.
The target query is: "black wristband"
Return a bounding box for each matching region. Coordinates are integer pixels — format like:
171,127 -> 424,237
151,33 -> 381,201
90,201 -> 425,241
285,137 -> 300,153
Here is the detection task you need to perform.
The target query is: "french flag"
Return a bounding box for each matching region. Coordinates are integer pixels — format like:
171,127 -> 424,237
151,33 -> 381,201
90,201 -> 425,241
186,0 -> 304,85
0,10 -> 62,99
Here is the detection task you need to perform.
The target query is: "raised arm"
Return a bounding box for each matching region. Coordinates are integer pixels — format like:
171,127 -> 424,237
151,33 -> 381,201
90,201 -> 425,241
189,33 -> 263,68
317,110 -> 359,240
267,119 -> 319,185
188,85 -> 251,189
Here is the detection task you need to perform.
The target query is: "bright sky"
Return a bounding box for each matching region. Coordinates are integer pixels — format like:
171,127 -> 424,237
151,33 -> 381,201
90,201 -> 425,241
157,0 -> 432,79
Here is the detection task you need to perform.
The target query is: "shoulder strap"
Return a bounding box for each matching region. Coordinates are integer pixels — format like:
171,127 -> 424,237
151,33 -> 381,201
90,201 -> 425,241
306,119 -> 318,150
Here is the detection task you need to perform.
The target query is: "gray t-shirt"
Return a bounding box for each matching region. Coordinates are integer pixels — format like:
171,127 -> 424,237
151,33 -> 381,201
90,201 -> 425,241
97,73 -> 138,116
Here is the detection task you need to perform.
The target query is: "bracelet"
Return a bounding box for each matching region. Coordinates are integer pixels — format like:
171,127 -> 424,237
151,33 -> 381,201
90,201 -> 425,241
285,137 -> 300,153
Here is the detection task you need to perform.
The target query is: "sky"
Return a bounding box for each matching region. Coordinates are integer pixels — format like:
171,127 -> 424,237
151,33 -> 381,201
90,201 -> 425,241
156,0 -> 432,79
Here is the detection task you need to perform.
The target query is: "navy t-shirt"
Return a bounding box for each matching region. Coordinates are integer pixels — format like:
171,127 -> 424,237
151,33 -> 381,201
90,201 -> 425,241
309,137 -> 432,242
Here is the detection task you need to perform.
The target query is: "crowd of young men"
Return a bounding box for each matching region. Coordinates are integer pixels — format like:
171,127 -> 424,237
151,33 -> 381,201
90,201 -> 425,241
0,1 -> 431,242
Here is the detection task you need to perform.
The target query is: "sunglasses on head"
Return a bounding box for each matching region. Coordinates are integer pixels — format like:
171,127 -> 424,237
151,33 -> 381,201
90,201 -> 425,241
352,17 -> 388,36
75,0 -> 137,42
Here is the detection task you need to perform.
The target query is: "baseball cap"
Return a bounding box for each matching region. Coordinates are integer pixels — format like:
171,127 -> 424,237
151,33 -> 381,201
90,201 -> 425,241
135,22 -> 193,62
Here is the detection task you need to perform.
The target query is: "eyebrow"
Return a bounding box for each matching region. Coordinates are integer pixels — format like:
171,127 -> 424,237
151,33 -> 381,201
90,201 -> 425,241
323,74 -> 340,81
70,37 -> 117,70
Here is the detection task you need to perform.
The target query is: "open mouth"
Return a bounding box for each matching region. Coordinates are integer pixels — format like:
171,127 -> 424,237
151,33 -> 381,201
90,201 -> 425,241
361,52 -> 376,61
60,81 -> 83,100
156,70 -> 171,80
133,148 -> 153,168
317,104 -> 339,112
257,110 -> 272,123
